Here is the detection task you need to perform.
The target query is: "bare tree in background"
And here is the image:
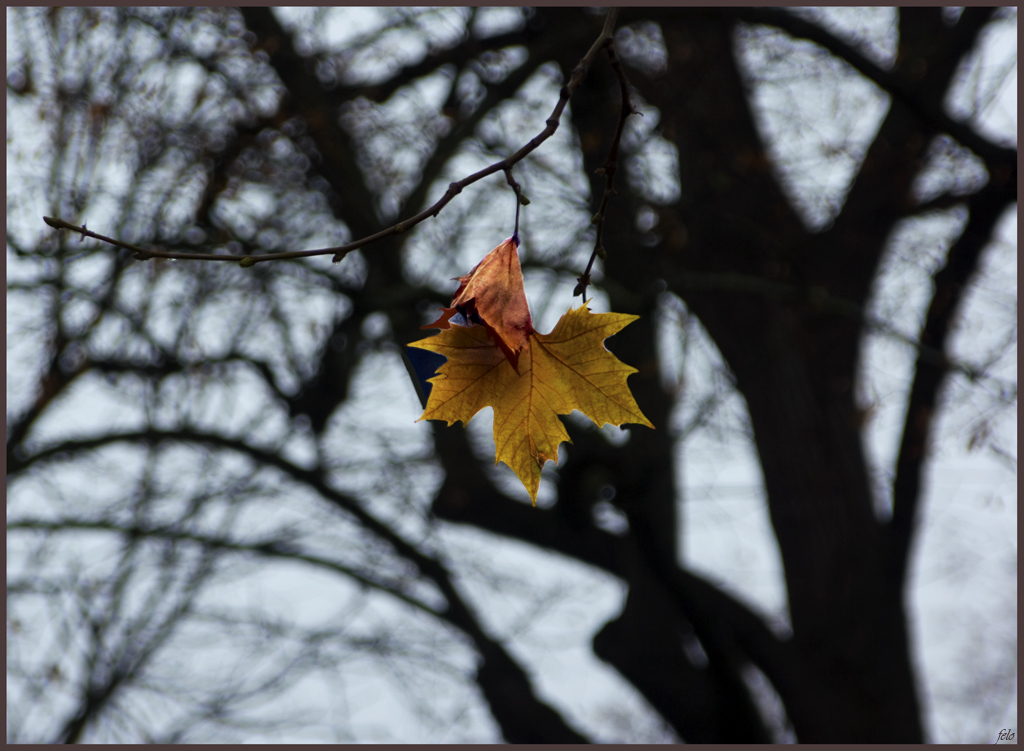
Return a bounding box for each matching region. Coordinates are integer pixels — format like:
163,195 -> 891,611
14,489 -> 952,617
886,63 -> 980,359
7,7 -> 1016,743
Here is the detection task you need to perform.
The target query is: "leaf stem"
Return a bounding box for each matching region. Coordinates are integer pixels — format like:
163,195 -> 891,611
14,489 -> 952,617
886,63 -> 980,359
504,168 -> 527,241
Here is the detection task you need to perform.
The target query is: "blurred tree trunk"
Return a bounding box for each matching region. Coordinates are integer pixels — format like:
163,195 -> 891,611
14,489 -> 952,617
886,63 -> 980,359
594,10 -> 918,740
427,7 -> 1013,742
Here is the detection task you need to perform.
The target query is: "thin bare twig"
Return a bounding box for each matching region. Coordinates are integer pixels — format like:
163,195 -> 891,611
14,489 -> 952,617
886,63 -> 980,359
43,9 -> 622,269
574,36 -> 638,302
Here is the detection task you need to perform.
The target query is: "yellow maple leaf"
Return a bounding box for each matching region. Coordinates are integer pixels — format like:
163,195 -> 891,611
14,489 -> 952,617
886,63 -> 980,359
410,302 -> 654,505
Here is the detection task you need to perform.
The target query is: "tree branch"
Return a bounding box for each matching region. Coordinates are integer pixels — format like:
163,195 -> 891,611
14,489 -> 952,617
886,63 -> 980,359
11,427 -> 591,743
887,172 -> 1016,585
335,24 -> 541,105
660,269 -> 1011,391
574,39 -> 638,302
42,8 -> 624,269
8,518 -> 446,620
728,7 -> 1016,172
397,33 -> 554,232
241,7 -> 381,240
